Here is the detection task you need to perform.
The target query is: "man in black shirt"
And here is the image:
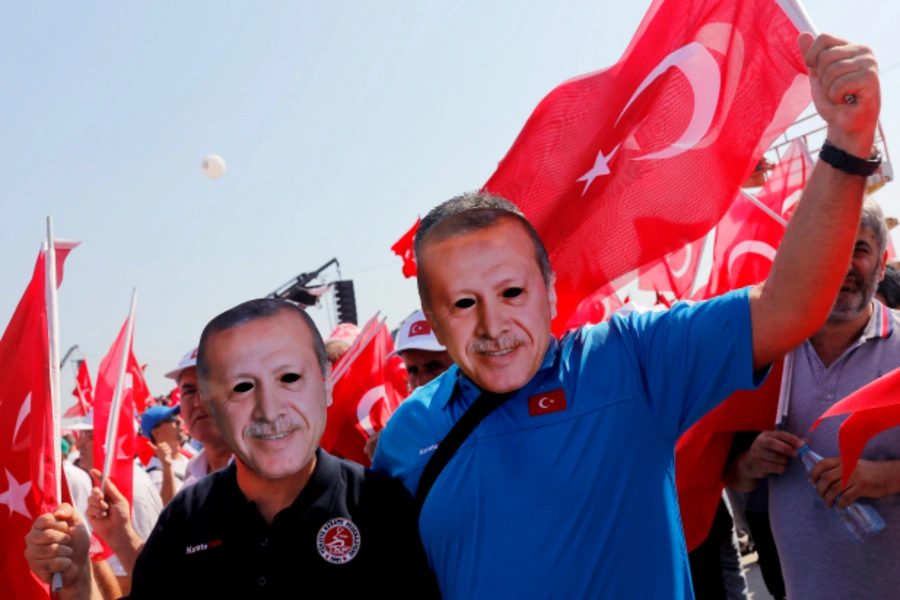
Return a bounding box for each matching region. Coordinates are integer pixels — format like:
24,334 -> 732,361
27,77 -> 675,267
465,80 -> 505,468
25,299 -> 439,599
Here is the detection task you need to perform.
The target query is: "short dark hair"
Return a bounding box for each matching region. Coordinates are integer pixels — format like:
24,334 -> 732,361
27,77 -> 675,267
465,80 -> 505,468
877,264 -> 900,309
196,299 -> 329,385
414,191 -> 552,306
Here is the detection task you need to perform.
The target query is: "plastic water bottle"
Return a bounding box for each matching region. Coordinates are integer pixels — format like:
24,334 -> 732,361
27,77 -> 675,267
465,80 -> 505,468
798,442 -> 885,541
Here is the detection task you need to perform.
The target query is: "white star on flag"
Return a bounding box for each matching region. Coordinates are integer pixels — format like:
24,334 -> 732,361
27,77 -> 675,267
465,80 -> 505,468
0,469 -> 33,519
576,145 -> 620,195
103,434 -> 131,460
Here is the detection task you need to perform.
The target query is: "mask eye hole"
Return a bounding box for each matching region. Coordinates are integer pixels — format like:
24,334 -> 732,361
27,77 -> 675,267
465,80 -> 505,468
455,298 -> 475,309
233,382 -> 253,393
503,287 -> 524,298
281,373 -> 301,383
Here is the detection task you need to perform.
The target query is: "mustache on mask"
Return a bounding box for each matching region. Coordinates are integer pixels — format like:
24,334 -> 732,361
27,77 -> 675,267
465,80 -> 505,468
245,416 -> 304,439
470,334 -> 528,354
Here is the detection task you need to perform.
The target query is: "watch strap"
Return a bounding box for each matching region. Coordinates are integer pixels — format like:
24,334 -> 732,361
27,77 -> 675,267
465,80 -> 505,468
819,140 -> 881,177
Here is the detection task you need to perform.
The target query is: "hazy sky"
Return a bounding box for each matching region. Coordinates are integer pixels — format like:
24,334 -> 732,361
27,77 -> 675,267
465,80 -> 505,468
3,1 -> 900,411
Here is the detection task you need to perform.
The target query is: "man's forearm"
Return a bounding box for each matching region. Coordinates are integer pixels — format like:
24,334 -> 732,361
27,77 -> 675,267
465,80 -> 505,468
880,459 -> 900,497
160,465 -> 177,506
751,134 -> 869,366
57,563 -> 102,600
106,524 -> 146,576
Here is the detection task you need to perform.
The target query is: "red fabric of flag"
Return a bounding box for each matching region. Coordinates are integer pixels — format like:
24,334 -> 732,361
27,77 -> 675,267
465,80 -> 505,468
811,366 -> 900,488
0,244 -> 75,600
705,140 -> 813,298
638,237 -> 705,299
391,219 -> 420,279
482,0 -> 809,334
321,316 -> 408,466
92,319 -> 137,525
128,354 -> 152,415
564,284 -> 624,330
64,359 -> 94,419
677,359 -> 783,551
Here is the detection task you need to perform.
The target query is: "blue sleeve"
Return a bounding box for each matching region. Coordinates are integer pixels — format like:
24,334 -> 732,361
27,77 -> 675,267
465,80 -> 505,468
598,288 -> 766,441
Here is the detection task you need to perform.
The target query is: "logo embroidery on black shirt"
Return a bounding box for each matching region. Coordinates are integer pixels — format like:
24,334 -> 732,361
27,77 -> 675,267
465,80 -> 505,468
317,518 -> 361,564
185,539 -> 222,555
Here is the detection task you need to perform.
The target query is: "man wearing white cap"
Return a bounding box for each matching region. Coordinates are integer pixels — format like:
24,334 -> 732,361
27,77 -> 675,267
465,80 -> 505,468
389,310 -> 454,391
364,311 -> 455,461
165,348 -> 233,489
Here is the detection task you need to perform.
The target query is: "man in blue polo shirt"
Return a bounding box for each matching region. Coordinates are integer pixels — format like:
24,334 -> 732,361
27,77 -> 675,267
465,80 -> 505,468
373,33 -> 882,599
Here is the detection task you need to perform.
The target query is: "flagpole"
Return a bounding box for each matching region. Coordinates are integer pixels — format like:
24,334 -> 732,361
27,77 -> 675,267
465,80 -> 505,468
740,190 -> 788,228
781,0 -> 859,106
45,218 -> 63,503
100,289 -> 138,492
45,218 -> 64,594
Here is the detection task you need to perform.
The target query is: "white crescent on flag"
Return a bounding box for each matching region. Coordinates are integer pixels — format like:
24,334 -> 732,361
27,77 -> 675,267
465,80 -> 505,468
727,240 -> 778,277
356,385 -> 389,437
669,243 -> 694,278
578,34 -> 725,193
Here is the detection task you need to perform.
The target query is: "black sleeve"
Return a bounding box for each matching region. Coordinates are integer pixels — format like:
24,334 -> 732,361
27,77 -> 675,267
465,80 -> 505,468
366,476 -> 441,599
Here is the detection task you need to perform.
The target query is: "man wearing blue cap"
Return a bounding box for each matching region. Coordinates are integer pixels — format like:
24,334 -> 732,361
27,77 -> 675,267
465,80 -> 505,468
141,405 -> 188,506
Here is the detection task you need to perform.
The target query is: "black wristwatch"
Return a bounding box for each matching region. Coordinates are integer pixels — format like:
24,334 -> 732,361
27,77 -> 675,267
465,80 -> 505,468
819,140 -> 882,177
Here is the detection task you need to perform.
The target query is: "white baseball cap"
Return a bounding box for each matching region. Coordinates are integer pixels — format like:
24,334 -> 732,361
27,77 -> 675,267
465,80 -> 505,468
387,310 -> 446,359
165,347 -> 198,381
67,411 -> 94,431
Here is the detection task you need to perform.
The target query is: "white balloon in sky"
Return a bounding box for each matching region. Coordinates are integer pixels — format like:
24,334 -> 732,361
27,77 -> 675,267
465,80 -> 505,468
201,155 -> 226,179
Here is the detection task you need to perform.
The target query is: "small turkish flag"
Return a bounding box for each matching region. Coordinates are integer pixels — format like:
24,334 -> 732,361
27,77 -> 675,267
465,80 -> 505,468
391,219 -> 420,279
482,0 -> 810,334
64,359 -> 94,419
92,319 -> 138,516
321,316 -> 408,466
528,388 -> 567,417
169,386 -> 181,408
0,242 -> 77,599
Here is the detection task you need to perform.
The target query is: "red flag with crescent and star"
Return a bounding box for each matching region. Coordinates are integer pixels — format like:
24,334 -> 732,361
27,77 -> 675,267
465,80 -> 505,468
64,359 -> 94,419
321,316 -> 408,466
482,0 -> 810,334
92,318 -> 140,526
0,242 -> 78,599
391,219 -> 420,279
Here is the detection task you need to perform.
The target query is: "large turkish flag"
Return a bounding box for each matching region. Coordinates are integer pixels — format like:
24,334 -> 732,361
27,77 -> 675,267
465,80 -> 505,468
483,0 -> 810,333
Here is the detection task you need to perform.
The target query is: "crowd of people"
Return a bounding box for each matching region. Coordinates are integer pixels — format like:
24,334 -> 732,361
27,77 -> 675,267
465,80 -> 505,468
19,32 -> 894,600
